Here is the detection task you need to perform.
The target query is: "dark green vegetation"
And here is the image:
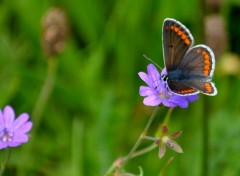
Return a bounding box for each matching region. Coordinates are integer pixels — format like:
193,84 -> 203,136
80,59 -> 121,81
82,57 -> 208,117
0,0 -> 240,175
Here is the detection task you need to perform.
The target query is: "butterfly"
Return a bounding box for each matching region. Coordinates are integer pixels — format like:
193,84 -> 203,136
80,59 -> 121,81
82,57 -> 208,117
161,18 -> 217,96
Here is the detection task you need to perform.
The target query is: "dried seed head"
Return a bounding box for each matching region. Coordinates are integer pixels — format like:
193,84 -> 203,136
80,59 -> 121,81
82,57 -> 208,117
41,7 -> 69,57
204,15 -> 227,59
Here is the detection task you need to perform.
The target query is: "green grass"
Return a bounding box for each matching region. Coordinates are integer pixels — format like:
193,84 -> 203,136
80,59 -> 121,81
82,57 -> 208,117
0,0 -> 240,175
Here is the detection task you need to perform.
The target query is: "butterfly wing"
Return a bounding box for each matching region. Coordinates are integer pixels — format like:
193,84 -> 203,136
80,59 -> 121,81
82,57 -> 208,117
167,45 -> 217,96
178,45 -> 215,77
162,18 -> 194,71
167,81 -> 199,95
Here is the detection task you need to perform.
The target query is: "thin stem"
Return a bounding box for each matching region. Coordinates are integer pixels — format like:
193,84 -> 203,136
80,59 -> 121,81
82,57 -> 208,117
32,58 -> 57,131
154,107 -> 174,137
159,156 -> 174,176
121,106 -> 160,167
0,148 -> 11,176
202,98 -> 209,176
128,142 -> 157,159
104,143 -> 158,176
142,136 -> 159,141
163,107 -> 174,125
16,58 -> 58,175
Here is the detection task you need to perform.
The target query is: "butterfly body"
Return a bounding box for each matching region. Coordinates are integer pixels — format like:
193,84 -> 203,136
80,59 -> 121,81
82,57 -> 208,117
167,69 -> 211,82
162,18 -> 217,96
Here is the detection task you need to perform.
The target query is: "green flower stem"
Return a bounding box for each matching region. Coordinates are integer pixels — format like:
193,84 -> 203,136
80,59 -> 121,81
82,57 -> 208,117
104,106 -> 160,176
127,142 -> 157,159
142,136 -> 159,141
104,143 -> 158,176
32,58 -> 57,131
16,58 -> 58,176
163,107 -> 174,125
0,148 -> 11,176
104,107 -> 176,175
159,156 -> 174,176
121,106 -> 160,167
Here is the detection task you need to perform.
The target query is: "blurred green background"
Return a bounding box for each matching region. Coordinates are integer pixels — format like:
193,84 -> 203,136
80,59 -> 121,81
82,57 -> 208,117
0,0 -> 240,175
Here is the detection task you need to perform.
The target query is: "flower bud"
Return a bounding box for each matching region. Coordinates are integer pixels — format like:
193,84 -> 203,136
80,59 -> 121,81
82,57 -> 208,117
41,7 -> 69,57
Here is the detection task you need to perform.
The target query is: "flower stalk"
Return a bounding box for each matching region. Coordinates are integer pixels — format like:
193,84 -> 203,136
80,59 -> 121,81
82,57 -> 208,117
122,106 -> 160,167
31,58 -> 57,131
0,148 -> 10,176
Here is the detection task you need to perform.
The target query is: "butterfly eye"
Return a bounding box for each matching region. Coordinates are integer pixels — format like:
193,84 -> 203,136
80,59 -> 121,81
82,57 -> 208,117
161,75 -> 168,82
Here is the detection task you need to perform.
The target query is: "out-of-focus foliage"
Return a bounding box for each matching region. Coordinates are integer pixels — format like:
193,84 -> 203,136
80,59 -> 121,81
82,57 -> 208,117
0,0 -> 239,175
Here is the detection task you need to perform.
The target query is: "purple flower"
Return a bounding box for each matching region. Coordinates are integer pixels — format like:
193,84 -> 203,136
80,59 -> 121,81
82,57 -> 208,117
0,105 -> 32,149
138,64 -> 198,108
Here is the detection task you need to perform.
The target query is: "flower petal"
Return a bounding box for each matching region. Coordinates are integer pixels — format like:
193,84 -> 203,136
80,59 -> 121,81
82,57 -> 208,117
143,95 -> 161,106
0,142 -> 8,149
12,134 -> 29,143
162,126 -> 169,135
166,139 -> 183,153
162,100 -> 177,108
170,96 -> 189,108
3,105 -> 15,129
14,122 -> 32,134
171,131 -> 182,139
138,72 -> 152,87
186,95 -> 199,102
158,144 -> 166,159
7,142 -> 22,147
147,64 -> 160,84
139,86 -> 155,96
161,67 -> 167,75
0,109 -> 4,130
13,113 -> 30,131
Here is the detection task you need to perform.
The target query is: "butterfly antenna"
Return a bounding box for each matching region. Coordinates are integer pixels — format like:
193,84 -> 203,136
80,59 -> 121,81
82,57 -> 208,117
143,54 -> 162,70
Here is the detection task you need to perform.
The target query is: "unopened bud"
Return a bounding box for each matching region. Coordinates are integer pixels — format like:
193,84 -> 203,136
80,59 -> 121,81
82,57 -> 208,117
41,7 -> 69,57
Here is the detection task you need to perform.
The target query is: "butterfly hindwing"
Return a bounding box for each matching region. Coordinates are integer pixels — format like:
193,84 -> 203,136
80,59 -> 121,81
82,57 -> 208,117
167,81 -> 199,95
178,45 -> 215,77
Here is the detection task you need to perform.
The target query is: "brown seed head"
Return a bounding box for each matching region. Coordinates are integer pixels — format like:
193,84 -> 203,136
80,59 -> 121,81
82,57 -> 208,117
41,7 -> 69,57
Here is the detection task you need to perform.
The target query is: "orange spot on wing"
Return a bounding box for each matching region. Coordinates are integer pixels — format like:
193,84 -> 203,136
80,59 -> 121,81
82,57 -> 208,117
201,50 -> 212,75
170,26 -> 174,30
204,65 -> 210,70
196,49 -> 201,53
174,27 -> 179,32
185,39 -> 190,45
204,59 -> 210,65
204,71 -> 209,76
205,54 -> 210,59
178,31 -> 183,36
178,88 -> 196,94
182,34 -> 187,39
205,83 -> 213,93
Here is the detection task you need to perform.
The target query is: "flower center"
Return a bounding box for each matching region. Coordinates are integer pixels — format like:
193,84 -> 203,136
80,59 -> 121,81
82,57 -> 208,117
0,128 -> 13,142
162,136 -> 174,148
159,89 -> 172,100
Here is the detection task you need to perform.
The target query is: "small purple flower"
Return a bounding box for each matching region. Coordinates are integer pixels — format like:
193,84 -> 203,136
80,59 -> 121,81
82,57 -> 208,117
138,64 -> 198,108
0,105 -> 32,149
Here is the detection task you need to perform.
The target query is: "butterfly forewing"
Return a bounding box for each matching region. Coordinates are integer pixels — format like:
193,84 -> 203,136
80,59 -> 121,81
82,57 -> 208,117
162,18 -> 194,71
